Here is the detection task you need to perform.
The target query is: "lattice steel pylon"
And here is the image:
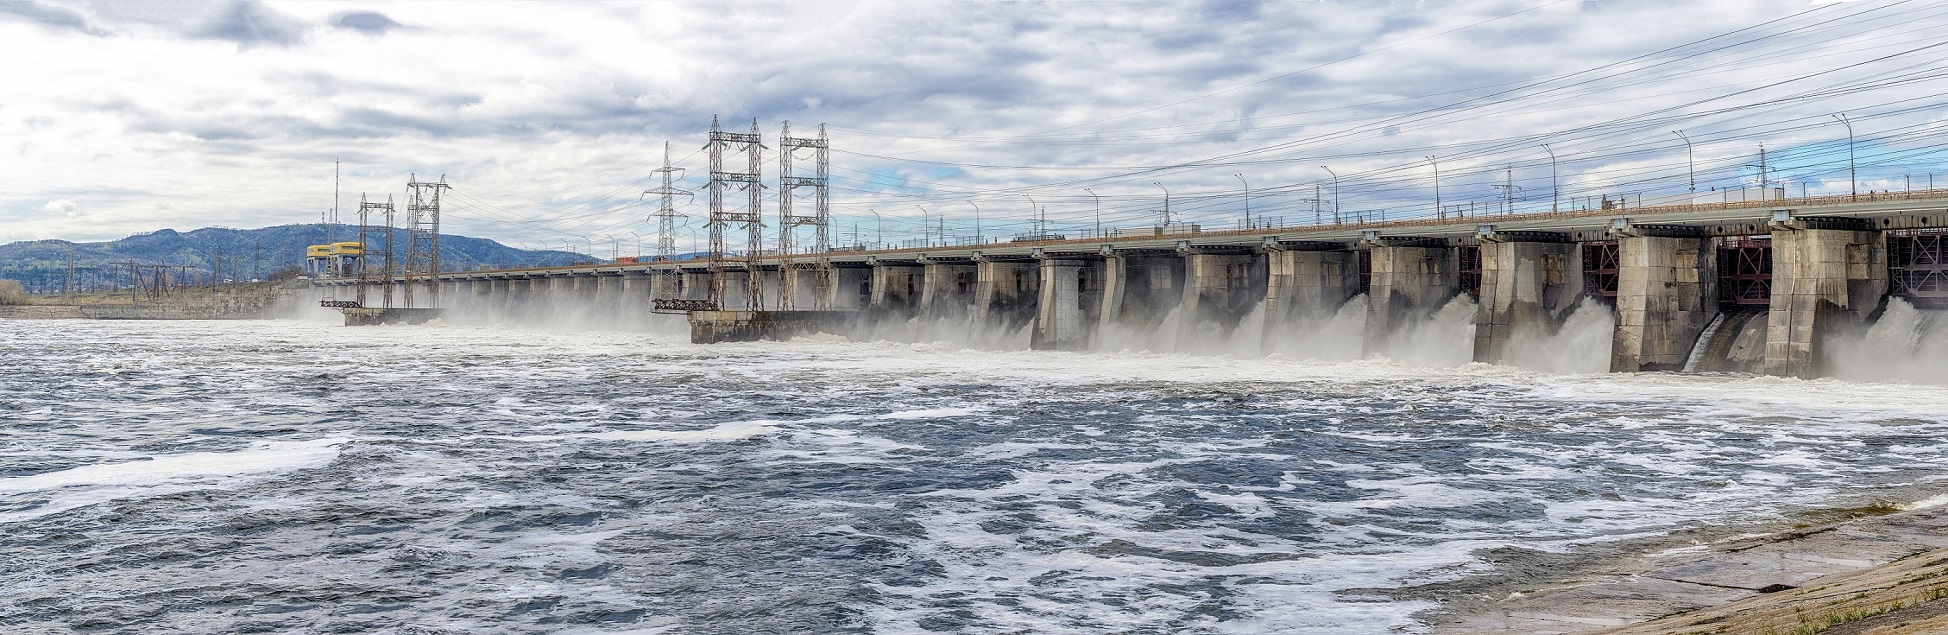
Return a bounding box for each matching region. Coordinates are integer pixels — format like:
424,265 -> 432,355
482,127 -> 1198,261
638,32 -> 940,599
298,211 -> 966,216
644,141 -> 691,300
377,195 -> 396,308
777,121 -> 831,310
355,194 -> 395,308
403,175 -> 449,309
705,116 -> 766,311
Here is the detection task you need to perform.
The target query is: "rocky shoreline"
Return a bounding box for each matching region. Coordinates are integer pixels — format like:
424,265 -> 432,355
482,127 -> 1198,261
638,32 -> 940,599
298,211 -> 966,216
1439,504 -> 1948,634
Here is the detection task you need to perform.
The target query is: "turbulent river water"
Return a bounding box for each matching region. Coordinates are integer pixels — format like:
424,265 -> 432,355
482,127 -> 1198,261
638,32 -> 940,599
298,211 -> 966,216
6,317 -> 1948,634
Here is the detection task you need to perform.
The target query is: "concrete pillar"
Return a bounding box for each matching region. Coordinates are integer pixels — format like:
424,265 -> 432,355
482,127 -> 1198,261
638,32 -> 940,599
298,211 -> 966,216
780,268 -> 817,309
1099,255 -> 1184,330
594,274 -> 622,317
1472,241 -> 1583,364
1265,249 -> 1360,322
870,263 -> 923,315
1032,259 -> 1088,350
1764,228 -> 1887,378
1180,252 -> 1266,330
620,272 -> 650,315
1365,245 -> 1457,340
1610,236 -> 1716,372
828,266 -> 872,310
921,262 -> 977,318
973,260 -> 1040,325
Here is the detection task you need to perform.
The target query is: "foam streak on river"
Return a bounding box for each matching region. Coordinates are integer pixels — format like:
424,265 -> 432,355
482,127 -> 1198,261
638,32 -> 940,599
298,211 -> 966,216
4,319 -> 1948,634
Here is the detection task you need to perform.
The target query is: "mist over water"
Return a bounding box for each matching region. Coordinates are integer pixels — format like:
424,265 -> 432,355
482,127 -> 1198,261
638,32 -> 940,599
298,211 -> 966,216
7,318 -> 1948,633
1499,298 -> 1618,375
1826,297 -> 1948,383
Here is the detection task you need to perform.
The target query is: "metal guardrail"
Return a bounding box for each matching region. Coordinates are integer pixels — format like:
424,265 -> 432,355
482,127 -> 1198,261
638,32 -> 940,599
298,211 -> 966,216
319,300 -> 363,308
652,298 -> 719,313
310,190 -> 1948,285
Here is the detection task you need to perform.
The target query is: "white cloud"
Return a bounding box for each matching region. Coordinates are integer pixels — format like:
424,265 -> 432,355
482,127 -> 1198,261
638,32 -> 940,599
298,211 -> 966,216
0,0 -> 1942,250
40,199 -> 82,218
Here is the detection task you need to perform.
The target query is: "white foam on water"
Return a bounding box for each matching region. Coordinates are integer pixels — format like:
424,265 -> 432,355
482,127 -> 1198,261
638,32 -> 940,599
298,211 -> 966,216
0,438 -> 347,523
581,420 -> 780,443
878,407 -> 977,420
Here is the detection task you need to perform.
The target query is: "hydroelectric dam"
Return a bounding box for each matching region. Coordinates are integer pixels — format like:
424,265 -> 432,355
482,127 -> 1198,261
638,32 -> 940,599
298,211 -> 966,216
313,189 -> 1948,380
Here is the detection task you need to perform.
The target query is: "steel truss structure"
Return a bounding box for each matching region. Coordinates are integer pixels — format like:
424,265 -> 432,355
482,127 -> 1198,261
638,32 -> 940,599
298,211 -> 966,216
1718,237 -> 1773,306
1457,245 -> 1483,298
402,175 -> 449,309
1582,241 -> 1620,300
776,121 -> 831,310
1890,230 -> 1948,308
356,194 -> 397,309
707,116 -> 766,311
645,141 -> 691,303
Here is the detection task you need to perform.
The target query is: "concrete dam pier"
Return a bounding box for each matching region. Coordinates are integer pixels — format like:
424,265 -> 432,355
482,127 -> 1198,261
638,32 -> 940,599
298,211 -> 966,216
317,192 -> 1948,379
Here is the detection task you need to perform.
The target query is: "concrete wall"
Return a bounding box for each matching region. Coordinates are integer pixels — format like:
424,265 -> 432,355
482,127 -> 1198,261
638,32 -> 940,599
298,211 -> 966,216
1031,259 -> 1091,350
828,267 -> 872,310
1764,228 -> 1887,378
1610,236 -> 1718,372
1473,241 -> 1583,363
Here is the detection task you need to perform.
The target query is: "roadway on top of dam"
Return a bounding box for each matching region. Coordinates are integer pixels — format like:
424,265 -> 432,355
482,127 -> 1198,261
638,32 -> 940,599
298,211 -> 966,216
315,190 -> 1948,283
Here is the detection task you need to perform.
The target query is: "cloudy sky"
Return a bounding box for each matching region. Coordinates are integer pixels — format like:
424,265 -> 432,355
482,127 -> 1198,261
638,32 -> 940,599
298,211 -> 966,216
3,0 -> 1946,254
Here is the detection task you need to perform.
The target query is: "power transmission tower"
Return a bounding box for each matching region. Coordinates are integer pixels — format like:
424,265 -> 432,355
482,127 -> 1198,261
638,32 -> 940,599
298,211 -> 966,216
705,116 -> 765,311
357,195 -> 395,308
645,141 -> 691,300
1491,168 -> 1523,214
403,175 -> 449,309
777,121 -> 831,310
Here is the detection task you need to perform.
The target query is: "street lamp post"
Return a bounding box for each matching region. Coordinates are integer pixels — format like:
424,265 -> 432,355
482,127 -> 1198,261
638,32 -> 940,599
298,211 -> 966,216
968,201 -> 981,245
1834,113 -> 1857,201
1153,182 -> 1171,228
1234,174 -> 1250,229
866,208 -> 883,249
1673,130 -> 1695,195
917,205 -> 929,247
1427,156 -> 1441,220
1541,144 -> 1559,213
1084,188 -> 1100,237
1320,166 -> 1340,224
1021,194 -> 1039,238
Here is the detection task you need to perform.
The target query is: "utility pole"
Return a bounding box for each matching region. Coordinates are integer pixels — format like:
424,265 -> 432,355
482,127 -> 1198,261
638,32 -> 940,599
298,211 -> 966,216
1492,168 -> 1521,214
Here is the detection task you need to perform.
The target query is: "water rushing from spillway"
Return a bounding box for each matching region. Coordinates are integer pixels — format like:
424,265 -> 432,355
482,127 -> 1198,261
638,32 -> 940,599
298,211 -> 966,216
6,318 -> 1948,634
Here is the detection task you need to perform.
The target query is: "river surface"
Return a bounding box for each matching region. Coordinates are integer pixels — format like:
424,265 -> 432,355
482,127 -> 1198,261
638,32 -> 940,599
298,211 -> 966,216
5,318 -> 1948,634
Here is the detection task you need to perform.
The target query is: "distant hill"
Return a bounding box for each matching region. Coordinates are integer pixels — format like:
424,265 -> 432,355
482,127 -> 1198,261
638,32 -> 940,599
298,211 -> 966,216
0,224 -> 607,293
